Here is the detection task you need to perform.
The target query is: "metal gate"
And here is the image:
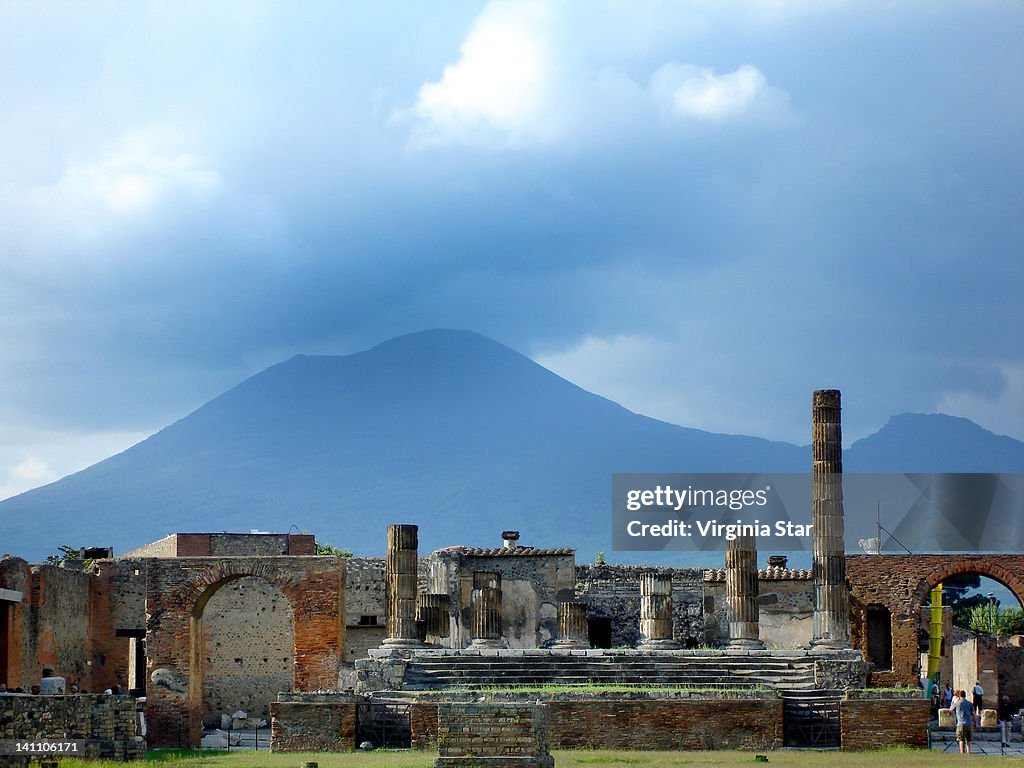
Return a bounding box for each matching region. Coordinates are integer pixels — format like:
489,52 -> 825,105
357,699 -> 411,749
783,696 -> 840,748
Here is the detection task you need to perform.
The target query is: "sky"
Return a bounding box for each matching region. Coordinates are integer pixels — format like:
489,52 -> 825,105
1,0 -> 1022,501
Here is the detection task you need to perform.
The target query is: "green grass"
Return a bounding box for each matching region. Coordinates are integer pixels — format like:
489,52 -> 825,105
52,747 -> 1016,768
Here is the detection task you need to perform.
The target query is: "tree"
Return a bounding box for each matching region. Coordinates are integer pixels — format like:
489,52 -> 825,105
316,541 -> 353,558
45,545 -> 80,566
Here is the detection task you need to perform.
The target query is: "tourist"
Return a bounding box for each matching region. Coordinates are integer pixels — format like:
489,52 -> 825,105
945,683 -> 954,709
973,680 -> 984,725
999,695 -> 1014,722
954,689 -> 974,753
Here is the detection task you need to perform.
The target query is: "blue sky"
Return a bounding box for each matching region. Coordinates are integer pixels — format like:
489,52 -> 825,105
1,1 -> 1022,500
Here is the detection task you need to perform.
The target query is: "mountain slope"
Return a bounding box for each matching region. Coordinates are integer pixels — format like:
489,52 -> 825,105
1,330 -> 1020,561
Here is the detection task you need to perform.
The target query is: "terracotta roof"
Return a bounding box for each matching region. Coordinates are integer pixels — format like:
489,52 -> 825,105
444,546 -> 575,557
704,567 -> 812,581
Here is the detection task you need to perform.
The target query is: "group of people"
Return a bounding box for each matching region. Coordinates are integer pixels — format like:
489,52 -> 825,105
940,680 -> 1018,754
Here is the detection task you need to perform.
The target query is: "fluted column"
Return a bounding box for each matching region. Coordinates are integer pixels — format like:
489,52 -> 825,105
417,592 -> 451,645
726,533 -> 764,648
810,389 -> 851,649
553,602 -> 590,649
382,523 -> 422,648
469,571 -> 506,648
638,573 -> 679,649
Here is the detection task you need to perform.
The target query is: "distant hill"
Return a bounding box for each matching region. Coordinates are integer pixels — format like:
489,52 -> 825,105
1,329 -> 1021,562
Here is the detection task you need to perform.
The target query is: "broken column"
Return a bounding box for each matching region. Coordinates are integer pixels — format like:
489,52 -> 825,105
417,592 -> 451,645
638,573 -> 679,649
553,602 -> 590,649
382,523 -> 422,648
810,389 -> 851,649
469,571 -> 505,648
726,532 -> 764,648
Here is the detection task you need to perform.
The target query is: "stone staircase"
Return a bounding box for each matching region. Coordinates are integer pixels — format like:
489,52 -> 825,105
401,652 -> 819,691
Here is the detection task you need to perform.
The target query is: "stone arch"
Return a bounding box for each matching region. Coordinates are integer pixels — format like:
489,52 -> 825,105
847,554 -> 1024,688
909,560 -> 1024,617
188,573 -> 295,727
144,556 -> 343,748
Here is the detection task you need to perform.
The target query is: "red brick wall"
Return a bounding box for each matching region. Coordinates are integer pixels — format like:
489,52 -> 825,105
848,554 -> 1024,687
409,699 -> 782,751
839,698 -> 930,750
270,700 -> 356,751
144,557 -> 345,748
173,535 -> 212,557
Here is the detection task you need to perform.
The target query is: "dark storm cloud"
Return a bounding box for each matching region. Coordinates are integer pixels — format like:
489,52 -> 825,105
1,1 -> 1022,495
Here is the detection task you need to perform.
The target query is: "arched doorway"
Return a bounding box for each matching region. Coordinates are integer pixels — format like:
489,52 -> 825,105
915,570 -> 1024,712
193,575 -> 295,727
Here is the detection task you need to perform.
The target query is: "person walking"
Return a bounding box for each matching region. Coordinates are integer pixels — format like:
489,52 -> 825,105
973,680 -> 985,726
954,689 -> 974,753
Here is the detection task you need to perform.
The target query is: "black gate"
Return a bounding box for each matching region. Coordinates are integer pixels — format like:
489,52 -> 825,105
783,696 -> 840,748
357,699 -> 411,749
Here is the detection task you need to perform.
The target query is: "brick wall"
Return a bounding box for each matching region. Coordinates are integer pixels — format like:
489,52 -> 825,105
0,693 -> 143,762
436,702 -> 550,759
409,696 -> 782,751
201,575 -> 294,725
144,556 -> 345,748
88,560 -> 146,694
848,554 -> 1024,687
269,698 -> 356,751
1,564 -> 93,692
839,696 -> 930,750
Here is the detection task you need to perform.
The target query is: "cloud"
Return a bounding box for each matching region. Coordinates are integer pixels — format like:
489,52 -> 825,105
936,364 -> 1024,442
402,0 -> 794,148
651,62 -> 788,121
406,1 -> 559,147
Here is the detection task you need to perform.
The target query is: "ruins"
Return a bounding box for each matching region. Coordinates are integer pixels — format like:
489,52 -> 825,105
2,389 -> 1023,756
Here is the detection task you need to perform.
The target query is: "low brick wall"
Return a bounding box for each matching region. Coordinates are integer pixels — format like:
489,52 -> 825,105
269,696 -> 356,752
435,703 -> 553,768
410,693 -> 782,751
839,693 -> 930,750
0,693 -> 143,763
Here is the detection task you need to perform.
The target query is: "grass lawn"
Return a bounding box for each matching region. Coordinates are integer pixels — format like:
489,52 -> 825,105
51,748 -> 1019,768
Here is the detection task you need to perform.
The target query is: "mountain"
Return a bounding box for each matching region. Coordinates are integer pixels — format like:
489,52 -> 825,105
1,329 -> 1021,562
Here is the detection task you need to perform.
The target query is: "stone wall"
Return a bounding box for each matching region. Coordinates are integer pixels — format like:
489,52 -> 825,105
574,565 -> 704,647
200,575 -> 294,725
0,562 -> 93,692
839,692 -> 930,750
122,533 -> 316,558
434,550 -> 576,649
998,637 -> 1024,710
408,691 -> 782,751
435,702 -> 551,766
0,693 -> 143,763
269,695 -> 356,752
703,568 -> 813,648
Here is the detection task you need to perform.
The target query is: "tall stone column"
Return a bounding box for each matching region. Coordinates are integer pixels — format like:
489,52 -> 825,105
469,571 -> 506,648
553,602 -> 590,649
417,593 -> 451,645
810,389 -> 851,649
638,573 -> 679,649
382,523 -> 422,648
726,533 -> 764,648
